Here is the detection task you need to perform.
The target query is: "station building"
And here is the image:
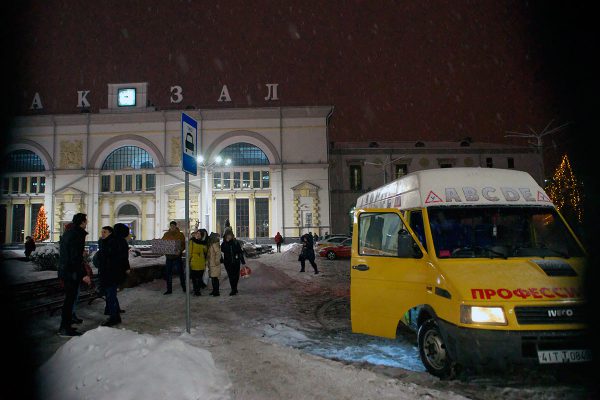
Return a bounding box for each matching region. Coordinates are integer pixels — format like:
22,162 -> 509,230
2,83 -> 332,243
1,81 -> 541,244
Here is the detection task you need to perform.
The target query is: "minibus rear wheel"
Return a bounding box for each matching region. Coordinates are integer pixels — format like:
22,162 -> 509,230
418,319 -> 455,379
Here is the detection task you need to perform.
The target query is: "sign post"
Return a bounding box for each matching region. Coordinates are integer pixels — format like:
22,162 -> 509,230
181,113 -> 198,334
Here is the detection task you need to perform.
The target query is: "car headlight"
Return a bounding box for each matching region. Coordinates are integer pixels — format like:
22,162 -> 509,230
460,305 -> 507,325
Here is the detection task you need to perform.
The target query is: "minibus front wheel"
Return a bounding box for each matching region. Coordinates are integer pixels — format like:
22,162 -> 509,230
418,319 -> 456,379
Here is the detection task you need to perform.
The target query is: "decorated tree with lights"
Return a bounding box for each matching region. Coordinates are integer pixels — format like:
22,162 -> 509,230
33,205 -> 50,242
546,154 -> 583,225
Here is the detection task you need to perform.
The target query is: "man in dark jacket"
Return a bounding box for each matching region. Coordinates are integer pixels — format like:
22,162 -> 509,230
299,233 -> 319,274
58,213 -> 90,337
99,223 -> 131,326
221,230 -> 246,296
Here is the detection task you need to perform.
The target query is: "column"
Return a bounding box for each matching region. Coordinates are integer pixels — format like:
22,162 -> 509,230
141,197 -> 146,240
24,199 -> 31,238
5,201 -> 13,244
249,193 -> 255,240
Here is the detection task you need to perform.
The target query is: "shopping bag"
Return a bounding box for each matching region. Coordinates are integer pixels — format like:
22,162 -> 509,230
240,265 -> 252,278
202,268 -> 209,285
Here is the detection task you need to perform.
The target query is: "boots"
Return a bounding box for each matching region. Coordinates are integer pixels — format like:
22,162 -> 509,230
209,277 -> 220,296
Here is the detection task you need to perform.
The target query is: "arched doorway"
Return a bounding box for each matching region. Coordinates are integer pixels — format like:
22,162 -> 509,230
117,203 -> 139,240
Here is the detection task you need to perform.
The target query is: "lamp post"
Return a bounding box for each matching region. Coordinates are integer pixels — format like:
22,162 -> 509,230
197,155 -> 231,233
364,155 -> 408,185
505,120 -> 569,185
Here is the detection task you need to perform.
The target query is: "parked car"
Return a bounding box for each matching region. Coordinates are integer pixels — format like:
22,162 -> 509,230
321,233 -> 350,241
316,235 -> 350,249
319,238 -> 352,259
237,240 -> 258,257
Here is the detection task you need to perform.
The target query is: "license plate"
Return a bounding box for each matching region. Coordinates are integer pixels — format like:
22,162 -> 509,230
537,349 -> 592,364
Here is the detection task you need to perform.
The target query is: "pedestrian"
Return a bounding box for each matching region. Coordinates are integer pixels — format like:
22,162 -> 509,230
24,236 -> 36,260
222,219 -> 233,238
92,225 -> 125,315
299,233 -> 319,274
61,222 -> 85,325
274,231 -> 283,253
162,221 -> 186,295
313,232 -> 319,244
57,213 -> 90,337
207,232 -> 222,296
98,223 -> 130,326
189,229 -> 208,296
93,226 -> 113,297
221,230 -> 246,296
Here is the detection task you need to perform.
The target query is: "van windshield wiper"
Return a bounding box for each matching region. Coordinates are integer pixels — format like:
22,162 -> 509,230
473,245 -> 508,259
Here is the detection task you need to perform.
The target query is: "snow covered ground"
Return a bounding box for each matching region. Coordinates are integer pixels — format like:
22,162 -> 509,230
1,244 -> 596,399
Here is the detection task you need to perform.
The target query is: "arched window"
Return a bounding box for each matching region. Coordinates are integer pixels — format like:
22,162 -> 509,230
4,150 -> 45,172
218,143 -> 269,166
118,204 -> 139,216
102,146 -> 155,170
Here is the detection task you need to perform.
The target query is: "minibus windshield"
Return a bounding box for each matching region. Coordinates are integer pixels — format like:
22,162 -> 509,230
426,206 -> 584,259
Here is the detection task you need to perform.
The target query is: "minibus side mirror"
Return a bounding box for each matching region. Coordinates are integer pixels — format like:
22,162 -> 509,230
397,229 -> 423,259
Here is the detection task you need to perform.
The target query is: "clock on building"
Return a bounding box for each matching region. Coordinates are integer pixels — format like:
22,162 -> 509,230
117,88 -> 136,107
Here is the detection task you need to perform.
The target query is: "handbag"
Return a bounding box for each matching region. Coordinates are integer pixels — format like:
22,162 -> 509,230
240,265 -> 252,278
202,267 -> 209,285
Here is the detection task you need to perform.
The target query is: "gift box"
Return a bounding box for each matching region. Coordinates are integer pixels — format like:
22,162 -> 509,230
151,239 -> 182,255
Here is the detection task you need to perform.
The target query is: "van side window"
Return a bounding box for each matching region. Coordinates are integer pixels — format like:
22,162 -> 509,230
408,211 -> 427,251
358,212 -> 403,257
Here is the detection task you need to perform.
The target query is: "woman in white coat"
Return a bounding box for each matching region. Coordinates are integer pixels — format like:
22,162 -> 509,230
207,232 -> 222,296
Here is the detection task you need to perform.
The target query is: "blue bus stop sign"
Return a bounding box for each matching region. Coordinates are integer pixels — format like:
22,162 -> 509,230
181,113 -> 198,175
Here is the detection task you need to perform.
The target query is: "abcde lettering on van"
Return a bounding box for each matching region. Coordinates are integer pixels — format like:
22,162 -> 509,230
471,287 -> 582,300
424,187 -> 552,204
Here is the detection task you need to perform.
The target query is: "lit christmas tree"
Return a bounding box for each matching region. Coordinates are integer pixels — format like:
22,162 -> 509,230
546,154 -> 584,224
33,205 -> 50,242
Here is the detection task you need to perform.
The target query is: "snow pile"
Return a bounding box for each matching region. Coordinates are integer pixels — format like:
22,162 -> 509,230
281,242 -> 302,261
36,327 -> 231,400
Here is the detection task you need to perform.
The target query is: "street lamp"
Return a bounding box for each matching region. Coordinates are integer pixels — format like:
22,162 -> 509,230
364,155 -> 408,184
505,120 -> 569,185
197,155 -> 231,232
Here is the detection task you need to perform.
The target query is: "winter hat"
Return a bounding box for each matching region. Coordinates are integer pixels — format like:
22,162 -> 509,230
113,223 -> 130,239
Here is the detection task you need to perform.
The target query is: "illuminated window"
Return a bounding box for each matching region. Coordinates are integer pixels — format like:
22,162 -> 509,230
213,172 -> 222,189
4,150 -> 45,172
102,146 -> 155,170
395,164 -> 408,179
252,171 -> 260,188
217,143 -> 269,166
255,198 -> 269,237
146,174 -> 156,190
223,172 -> 231,189
350,165 -> 362,191
30,177 -> 38,193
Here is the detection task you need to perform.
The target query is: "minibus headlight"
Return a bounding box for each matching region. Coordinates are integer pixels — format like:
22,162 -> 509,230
460,305 -> 507,325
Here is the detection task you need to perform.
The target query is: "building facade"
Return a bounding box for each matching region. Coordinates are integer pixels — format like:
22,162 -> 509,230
1,85 -> 332,243
328,141 -> 541,234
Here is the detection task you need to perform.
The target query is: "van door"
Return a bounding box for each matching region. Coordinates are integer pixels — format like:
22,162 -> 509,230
351,209 -> 430,338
